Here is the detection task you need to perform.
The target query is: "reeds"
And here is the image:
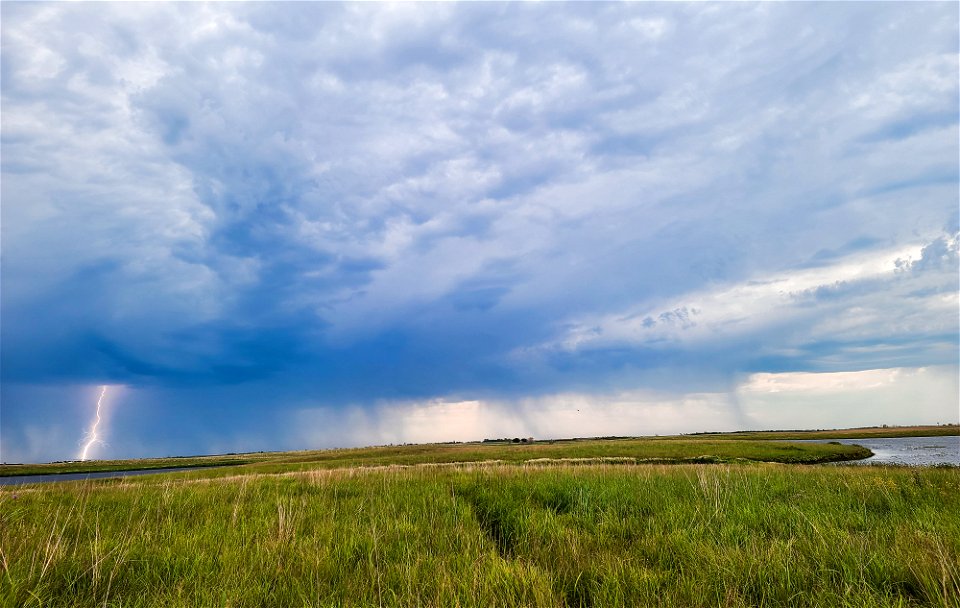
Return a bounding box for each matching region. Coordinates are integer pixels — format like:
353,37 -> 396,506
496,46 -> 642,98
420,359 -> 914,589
2,463 -> 957,607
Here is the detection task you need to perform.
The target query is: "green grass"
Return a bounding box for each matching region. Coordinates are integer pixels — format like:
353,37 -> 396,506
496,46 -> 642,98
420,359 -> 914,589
5,424 -> 954,477
1,463 -> 957,607
0,454 -> 263,477
1,436 -> 873,478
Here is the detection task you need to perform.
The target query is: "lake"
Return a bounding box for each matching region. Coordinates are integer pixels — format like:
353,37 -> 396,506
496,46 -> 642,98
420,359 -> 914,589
801,435 -> 960,466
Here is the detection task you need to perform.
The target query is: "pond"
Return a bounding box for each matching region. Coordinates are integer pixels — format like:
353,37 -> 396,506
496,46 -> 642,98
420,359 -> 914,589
801,435 -> 960,466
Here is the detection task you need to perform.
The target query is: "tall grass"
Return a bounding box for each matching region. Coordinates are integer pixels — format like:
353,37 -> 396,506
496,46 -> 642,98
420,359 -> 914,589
1,435 -> 874,477
168,438 -> 874,481
2,463 -> 957,607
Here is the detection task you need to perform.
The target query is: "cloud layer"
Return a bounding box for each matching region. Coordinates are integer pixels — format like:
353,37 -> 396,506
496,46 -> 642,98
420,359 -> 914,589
2,3 -> 957,461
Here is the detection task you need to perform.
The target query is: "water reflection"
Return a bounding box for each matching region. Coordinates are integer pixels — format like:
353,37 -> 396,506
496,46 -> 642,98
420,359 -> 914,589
0,466 -> 211,486
804,436 -> 960,466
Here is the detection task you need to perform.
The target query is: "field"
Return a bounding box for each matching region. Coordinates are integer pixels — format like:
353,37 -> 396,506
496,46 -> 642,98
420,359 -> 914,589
6,425 -> 956,478
1,428 -> 905,477
2,461 -> 958,608
0,454 -> 261,478
2,431 -> 959,608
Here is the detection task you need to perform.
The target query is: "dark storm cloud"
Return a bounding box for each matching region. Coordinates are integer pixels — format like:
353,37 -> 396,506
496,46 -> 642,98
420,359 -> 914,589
2,2 -> 957,461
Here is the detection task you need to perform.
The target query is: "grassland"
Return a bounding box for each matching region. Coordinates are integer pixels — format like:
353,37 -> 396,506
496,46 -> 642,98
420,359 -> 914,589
2,432 -> 953,606
1,435 -> 877,478
2,462 -> 957,607
0,454 -> 263,477
7,424 -> 954,478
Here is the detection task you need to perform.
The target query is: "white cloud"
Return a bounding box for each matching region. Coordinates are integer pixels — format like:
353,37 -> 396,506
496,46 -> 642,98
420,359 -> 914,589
292,392 -> 738,448
292,365 -> 958,448
1,3 -> 957,460
739,366 -> 959,429
545,233 -> 957,368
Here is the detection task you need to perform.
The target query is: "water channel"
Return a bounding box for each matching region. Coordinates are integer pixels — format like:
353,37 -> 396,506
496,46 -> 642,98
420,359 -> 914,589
0,466 -> 212,486
2,436 -> 956,486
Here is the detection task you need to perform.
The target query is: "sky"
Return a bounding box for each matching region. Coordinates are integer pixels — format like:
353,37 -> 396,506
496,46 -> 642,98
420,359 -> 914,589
1,3 -> 958,463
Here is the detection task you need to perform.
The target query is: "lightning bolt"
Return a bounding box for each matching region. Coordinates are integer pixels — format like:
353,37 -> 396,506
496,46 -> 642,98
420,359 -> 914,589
79,386 -> 108,461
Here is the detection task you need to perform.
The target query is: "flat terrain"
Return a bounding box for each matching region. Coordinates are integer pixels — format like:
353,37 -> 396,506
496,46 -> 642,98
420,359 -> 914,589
0,454 -> 261,477
1,435 -> 877,477
6,424 -> 955,478
3,429 -> 956,606
2,462 -> 957,607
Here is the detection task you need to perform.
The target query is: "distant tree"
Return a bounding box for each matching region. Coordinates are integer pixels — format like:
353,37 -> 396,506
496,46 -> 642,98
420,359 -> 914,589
512,437 -> 520,443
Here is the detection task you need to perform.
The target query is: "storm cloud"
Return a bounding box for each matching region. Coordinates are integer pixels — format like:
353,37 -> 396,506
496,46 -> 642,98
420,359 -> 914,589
2,3 -> 957,461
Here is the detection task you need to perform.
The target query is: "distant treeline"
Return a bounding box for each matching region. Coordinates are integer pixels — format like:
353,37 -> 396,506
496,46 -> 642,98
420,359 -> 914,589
687,423 -> 958,436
